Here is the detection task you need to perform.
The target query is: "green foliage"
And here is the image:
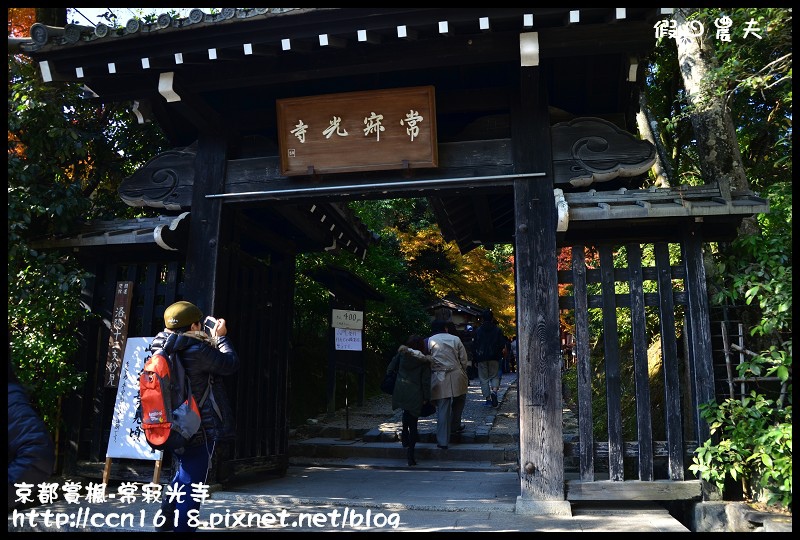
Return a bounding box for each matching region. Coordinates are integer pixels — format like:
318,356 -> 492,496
711,183 -> 792,344
643,8 -> 793,510
646,8 -> 792,192
700,8 -> 792,194
8,255 -> 89,431
485,244 -> 514,272
705,206 -> 793,505
289,198 -> 518,423
8,33 -> 167,433
289,208 -> 436,425
690,393 -> 792,510
713,231 -> 792,338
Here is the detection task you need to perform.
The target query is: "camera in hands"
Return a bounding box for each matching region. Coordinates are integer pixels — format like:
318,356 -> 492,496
203,316 -> 218,336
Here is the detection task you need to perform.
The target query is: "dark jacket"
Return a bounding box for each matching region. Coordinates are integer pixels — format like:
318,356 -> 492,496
473,321 -> 504,363
388,345 -> 432,418
8,379 -> 55,510
150,330 -> 239,445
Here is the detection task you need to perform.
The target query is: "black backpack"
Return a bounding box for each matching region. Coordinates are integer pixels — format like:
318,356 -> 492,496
474,325 -> 501,363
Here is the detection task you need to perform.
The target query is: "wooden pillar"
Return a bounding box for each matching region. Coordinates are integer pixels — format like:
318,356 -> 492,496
513,53 -> 569,514
326,305 -> 337,416
184,133 -> 228,315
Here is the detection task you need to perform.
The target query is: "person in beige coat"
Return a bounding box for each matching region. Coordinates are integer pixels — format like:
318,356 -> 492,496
427,320 -> 469,449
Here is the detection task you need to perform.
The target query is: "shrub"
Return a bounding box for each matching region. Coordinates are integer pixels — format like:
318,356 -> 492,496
690,391 -> 792,510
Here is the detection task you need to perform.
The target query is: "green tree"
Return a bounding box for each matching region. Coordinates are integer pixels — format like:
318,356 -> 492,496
647,7 -> 792,511
8,11 -> 168,431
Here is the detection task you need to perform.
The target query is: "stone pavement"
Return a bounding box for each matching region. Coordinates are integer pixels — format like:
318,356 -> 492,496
8,374 -> 695,532
294,371 -> 539,445
8,464 -> 690,532
9,374 -> 790,532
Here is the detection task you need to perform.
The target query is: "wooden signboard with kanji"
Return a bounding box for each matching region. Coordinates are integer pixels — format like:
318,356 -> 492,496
104,281 -> 133,387
277,85 -> 437,176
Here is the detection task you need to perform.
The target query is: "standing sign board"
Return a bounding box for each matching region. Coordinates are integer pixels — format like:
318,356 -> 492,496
277,86 -> 437,176
106,337 -> 162,462
332,309 -> 364,352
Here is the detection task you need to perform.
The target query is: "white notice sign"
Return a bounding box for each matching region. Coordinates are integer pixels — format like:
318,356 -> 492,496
331,309 -> 364,330
334,328 -> 362,351
106,337 -> 163,461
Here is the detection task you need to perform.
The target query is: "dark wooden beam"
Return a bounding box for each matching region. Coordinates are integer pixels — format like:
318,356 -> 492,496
566,480 -> 702,501
158,72 -> 239,140
183,133 -> 228,316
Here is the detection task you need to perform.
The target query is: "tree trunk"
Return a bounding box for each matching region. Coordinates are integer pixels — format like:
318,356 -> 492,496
636,90 -> 673,187
674,7 -> 758,235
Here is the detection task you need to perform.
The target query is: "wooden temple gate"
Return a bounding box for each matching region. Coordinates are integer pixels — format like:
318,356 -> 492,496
22,8 -> 769,513
559,237 -> 707,501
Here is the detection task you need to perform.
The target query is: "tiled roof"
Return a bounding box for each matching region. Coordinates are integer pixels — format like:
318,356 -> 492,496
23,8 -> 310,50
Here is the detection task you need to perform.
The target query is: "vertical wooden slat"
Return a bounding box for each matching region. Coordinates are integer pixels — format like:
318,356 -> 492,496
249,263 -> 262,457
251,263 -> 264,456
167,261 -> 178,301
626,242 -> 653,480
140,263 -> 159,336
63,263 -> 100,474
265,251 -> 289,458
267,257 -> 279,456
90,264 -> 122,461
326,301 -> 338,415
235,257 -> 248,459
221,242 -> 237,457
245,256 -> 258,456
681,228 -> 715,447
571,245 -> 594,481
720,323 -> 736,399
254,261 -> 266,456
654,242 -> 684,480
241,260 -> 255,456
598,244 -> 624,480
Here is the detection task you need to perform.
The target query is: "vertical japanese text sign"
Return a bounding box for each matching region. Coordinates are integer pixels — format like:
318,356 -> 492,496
105,281 -> 133,388
106,337 -> 162,461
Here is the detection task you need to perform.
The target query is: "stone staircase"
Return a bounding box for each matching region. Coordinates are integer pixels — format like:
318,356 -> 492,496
288,378 -> 581,474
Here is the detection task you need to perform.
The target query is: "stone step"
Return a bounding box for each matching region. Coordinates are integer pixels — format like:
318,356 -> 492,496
290,438 -> 518,468
289,437 -> 582,475
289,437 -> 517,461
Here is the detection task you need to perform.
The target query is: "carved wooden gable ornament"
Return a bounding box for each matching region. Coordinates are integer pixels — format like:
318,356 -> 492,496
551,117 -> 656,188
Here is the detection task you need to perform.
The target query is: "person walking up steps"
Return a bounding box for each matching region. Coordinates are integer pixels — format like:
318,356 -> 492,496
427,320 -> 469,450
386,335 -> 433,466
473,310 -> 504,408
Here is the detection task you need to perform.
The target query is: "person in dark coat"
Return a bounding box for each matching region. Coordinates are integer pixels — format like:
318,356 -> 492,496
473,310 -> 504,408
387,334 -> 433,466
8,355 -> 55,511
150,301 -> 239,533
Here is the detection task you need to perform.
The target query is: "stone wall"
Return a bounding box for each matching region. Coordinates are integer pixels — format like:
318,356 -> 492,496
691,501 -> 792,532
